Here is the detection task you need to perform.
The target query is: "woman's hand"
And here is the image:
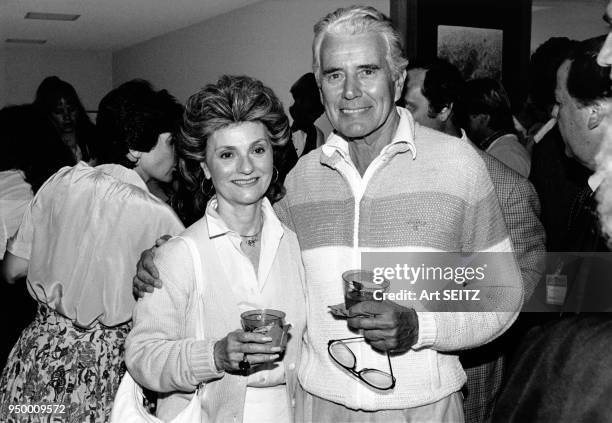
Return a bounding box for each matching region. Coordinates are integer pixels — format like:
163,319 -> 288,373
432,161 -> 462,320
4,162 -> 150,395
213,330 -> 281,374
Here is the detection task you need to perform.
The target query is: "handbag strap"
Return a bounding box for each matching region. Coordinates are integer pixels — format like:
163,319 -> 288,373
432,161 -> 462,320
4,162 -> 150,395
178,235 -> 206,340
177,235 -> 209,395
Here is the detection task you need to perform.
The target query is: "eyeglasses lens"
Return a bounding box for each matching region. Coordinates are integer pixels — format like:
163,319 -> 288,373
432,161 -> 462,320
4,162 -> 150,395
330,342 -> 356,368
361,369 -> 394,389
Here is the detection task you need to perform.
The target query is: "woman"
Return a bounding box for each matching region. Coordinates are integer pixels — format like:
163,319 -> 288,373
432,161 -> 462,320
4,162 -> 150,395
33,76 -> 100,165
125,75 -> 306,423
0,80 -> 185,422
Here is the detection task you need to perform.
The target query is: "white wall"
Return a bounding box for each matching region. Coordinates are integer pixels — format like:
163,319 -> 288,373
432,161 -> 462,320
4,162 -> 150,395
0,48 -> 6,107
2,47 -> 112,112
531,1 -> 609,52
113,0 -> 389,135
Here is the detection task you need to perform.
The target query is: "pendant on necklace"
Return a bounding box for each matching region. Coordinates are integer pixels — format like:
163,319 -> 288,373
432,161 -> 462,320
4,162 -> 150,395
246,237 -> 257,247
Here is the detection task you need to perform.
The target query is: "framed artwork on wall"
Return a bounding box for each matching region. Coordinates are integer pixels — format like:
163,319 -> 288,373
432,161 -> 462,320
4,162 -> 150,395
390,0 -> 532,109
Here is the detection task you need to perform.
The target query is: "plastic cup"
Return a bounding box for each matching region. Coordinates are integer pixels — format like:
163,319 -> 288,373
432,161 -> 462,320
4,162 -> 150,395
342,269 -> 390,309
240,309 -> 289,349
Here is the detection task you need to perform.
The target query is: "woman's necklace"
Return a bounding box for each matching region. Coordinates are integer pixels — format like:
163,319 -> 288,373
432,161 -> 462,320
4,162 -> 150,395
239,220 -> 263,248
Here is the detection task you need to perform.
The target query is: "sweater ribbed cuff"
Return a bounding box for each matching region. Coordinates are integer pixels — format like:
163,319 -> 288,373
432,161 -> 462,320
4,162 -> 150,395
411,312 -> 436,350
189,338 -> 224,382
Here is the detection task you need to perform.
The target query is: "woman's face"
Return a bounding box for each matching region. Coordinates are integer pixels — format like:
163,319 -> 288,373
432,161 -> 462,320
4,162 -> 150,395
51,97 -> 77,134
134,132 -> 176,184
201,121 -> 273,209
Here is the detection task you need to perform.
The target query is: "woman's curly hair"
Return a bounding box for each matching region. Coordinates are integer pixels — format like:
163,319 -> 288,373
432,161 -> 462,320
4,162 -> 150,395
174,75 -> 290,224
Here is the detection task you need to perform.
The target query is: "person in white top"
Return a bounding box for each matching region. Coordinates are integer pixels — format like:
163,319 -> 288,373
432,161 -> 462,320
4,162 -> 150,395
0,80 -> 185,422
125,75 -> 307,423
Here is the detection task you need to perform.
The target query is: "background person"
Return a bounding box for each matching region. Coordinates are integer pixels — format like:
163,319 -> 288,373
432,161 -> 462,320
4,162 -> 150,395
459,78 -> 532,178
524,37 -> 588,252
0,80 -> 184,422
400,57 -> 546,423
33,76 -> 100,165
0,102 -> 96,370
554,35 -> 612,253
289,72 -> 326,158
125,75 -> 306,423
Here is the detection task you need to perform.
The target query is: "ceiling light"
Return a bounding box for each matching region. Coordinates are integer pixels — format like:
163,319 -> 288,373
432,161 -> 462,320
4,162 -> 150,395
5,38 -> 47,44
25,12 -> 80,21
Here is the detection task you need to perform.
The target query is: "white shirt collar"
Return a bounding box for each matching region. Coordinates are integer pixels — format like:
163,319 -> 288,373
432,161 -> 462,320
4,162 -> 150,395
205,196 -> 284,240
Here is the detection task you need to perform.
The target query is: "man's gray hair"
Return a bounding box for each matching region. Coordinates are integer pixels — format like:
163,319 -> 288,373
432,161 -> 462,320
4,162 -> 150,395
312,5 -> 408,83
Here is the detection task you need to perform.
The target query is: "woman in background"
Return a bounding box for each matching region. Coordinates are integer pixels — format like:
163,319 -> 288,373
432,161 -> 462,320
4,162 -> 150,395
33,76 -> 100,165
0,80 -> 185,422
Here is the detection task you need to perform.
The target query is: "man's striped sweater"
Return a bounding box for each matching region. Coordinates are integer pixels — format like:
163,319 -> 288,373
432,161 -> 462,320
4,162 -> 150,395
274,107 -> 523,411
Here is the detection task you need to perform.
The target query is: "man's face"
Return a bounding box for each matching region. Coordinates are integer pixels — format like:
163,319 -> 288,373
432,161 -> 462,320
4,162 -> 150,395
403,68 -> 444,132
597,1 -> 612,79
318,31 -> 404,140
555,60 -> 599,170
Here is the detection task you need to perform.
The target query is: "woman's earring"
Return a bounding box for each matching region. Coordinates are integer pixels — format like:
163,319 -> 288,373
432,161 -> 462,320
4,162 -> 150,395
272,167 -> 279,185
200,177 -> 214,197
127,151 -> 140,165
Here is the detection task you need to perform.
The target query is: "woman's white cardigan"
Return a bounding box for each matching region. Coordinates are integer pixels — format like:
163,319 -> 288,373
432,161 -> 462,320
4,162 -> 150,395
125,209 -> 307,422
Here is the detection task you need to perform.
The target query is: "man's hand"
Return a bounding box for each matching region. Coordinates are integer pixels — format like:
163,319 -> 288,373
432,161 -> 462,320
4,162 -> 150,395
132,235 -> 171,299
347,301 -> 419,353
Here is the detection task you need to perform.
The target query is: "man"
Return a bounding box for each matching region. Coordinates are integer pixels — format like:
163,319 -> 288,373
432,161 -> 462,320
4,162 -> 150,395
275,7 -> 521,421
554,35 -> 612,313
597,0 -> 612,76
135,6 -> 523,421
401,58 -> 463,136
526,37 -> 588,252
401,58 -> 545,423
459,78 -> 531,178
401,59 -> 545,300
493,36 -> 612,422
555,35 -> 612,252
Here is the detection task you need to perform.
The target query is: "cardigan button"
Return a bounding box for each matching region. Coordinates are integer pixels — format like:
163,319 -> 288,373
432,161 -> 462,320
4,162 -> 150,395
288,363 -> 296,370
291,398 -> 296,407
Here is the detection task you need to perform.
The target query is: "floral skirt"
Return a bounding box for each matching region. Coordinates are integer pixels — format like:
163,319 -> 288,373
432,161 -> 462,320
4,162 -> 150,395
0,304 -> 131,423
